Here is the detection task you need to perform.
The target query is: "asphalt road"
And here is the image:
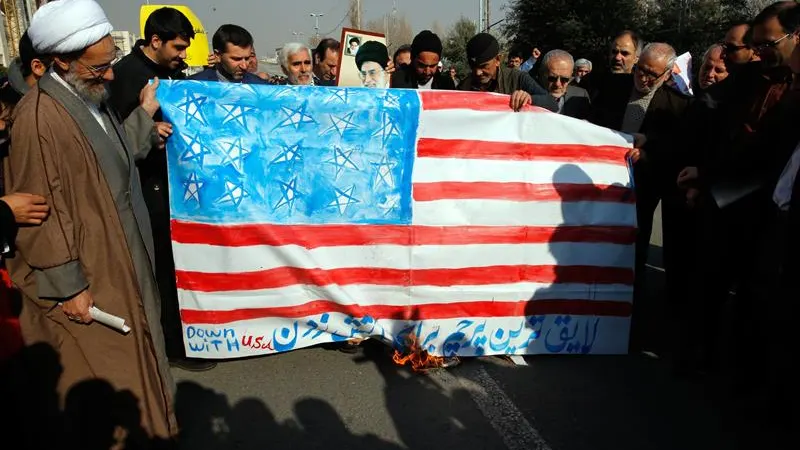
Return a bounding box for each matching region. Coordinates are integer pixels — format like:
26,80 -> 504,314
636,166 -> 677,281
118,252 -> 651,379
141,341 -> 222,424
170,204 -> 788,450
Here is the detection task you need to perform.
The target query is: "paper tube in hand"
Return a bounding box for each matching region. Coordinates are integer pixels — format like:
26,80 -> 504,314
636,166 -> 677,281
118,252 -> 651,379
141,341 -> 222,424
90,306 -> 132,334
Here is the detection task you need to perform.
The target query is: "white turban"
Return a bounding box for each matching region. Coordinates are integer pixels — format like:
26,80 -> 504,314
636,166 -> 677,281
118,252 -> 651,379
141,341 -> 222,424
28,0 -> 114,55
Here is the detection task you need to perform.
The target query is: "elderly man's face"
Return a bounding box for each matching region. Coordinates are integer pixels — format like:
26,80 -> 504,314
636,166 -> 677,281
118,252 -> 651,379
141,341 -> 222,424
359,61 -> 386,88
414,51 -> 440,84
575,65 -> 591,78
62,35 -> 116,104
633,52 -> 671,94
610,35 -> 638,73
472,55 -> 501,86
699,46 -> 729,89
752,16 -> 797,69
217,43 -> 251,80
542,58 -> 573,98
285,49 -> 313,85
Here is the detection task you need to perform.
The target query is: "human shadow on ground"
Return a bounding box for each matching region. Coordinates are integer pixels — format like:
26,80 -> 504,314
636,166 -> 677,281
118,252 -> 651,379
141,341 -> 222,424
0,342 -> 412,450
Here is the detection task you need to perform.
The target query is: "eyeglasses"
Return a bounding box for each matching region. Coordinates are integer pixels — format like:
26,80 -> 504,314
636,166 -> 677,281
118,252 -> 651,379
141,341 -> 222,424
633,64 -> 670,82
76,58 -> 118,81
753,33 -> 791,52
546,75 -> 571,84
359,68 -> 385,80
719,41 -> 749,53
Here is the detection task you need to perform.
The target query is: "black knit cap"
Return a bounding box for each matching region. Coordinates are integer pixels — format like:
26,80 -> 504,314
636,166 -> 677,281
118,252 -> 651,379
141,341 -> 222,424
411,30 -> 443,58
466,33 -> 500,66
355,40 -> 389,70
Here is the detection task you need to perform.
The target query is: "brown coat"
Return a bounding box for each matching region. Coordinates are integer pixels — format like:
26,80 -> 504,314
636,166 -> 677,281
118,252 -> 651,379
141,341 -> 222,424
4,74 -> 176,441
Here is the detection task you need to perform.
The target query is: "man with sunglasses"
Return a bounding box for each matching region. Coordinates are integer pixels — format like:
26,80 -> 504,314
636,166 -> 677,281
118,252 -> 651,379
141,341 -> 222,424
391,30 -> 455,90
5,0 -> 177,443
538,49 -> 590,119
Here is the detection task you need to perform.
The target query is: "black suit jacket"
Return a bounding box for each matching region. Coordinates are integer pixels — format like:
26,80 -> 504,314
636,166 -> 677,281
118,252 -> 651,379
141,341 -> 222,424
560,85 -> 591,120
390,65 -> 456,90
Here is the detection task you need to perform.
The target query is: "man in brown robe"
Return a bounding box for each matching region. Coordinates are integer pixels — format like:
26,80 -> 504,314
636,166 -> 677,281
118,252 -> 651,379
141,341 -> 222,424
4,0 -> 176,445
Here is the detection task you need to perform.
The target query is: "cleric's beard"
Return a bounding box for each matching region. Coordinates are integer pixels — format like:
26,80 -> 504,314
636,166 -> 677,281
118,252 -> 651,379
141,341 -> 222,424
65,64 -> 109,106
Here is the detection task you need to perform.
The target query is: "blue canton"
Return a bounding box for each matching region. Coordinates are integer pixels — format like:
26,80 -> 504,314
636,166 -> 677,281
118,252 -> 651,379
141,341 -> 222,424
157,81 -> 419,225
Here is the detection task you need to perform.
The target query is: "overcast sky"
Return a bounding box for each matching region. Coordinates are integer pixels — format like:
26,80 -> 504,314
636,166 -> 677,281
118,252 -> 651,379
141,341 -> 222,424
97,0 -> 509,54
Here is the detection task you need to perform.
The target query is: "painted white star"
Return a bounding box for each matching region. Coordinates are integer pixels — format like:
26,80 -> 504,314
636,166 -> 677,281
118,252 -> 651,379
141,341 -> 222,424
220,104 -> 256,127
326,146 -> 359,180
271,143 -> 302,165
176,92 -> 208,126
371,155 -> 396,189
179,133 -> 211,166
383,91 -> 401,108
378,193 -> 401,215
326,89 -> 349,104
275,103 -> 316,130
274,178 -> 302,211
328,185 -> 359,215
322,112 -> 359,137
222,138 -> 251,173
183,172 -> 204,203
372,112 -> 402,145
216,181 -> 249,207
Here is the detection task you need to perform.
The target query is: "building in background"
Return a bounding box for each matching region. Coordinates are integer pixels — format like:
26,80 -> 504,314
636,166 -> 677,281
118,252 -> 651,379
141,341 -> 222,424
1,0 -> 41,63
112,30 -> 137,58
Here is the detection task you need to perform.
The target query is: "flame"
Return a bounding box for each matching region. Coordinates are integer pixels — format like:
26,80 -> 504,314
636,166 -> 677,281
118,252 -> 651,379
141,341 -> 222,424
392,333 -> 455,373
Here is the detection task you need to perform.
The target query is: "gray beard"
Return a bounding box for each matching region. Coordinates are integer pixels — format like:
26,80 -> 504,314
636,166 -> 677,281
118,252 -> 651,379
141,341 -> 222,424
64,68 -> 109,106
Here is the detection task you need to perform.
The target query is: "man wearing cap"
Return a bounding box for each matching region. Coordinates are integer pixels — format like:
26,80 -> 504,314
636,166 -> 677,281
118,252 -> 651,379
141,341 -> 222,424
356,41 -> 390,88
4,0 -> 177,443
391,30 -> 455,90
458,33 -> 556,112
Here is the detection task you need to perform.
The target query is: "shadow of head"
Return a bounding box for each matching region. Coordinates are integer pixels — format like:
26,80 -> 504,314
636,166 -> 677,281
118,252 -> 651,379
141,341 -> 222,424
63,379 -> 133,450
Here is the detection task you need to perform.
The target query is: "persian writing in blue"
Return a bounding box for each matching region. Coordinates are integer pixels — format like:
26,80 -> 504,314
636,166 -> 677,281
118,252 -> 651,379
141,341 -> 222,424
156,81 -> 420,225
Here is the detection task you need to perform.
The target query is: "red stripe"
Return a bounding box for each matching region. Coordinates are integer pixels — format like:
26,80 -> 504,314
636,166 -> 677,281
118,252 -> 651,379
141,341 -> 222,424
175,265 -> 634,292
419,91 -> 547,112
417,138 -> 628,165
180,299 -> 632,324
413,182 -> 634,203
171,221 -> 636,248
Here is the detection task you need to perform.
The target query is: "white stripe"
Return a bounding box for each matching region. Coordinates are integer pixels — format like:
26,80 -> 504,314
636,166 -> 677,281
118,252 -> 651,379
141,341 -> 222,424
420,109 -> 633,147
172,242 -> 634,273
178,282 -> 634,311
413,158 -> 631,186
413,200 -> 636,226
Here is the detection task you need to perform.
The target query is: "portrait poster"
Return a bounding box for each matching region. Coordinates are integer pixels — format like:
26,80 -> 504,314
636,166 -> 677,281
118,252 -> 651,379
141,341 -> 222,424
336,28 -> 387,88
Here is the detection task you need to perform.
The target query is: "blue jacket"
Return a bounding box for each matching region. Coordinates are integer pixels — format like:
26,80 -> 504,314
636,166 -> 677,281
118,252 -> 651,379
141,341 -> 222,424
190,68 -> 269,85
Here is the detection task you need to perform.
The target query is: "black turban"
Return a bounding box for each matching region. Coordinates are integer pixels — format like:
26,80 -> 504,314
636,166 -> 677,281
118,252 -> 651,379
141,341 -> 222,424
466,33 -> 500,66
411,30 -> 443,58
355,40 -> 389,70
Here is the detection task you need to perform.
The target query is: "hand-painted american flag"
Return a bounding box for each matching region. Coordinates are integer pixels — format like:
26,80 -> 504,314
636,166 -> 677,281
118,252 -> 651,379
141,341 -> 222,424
157,81 -> 635,359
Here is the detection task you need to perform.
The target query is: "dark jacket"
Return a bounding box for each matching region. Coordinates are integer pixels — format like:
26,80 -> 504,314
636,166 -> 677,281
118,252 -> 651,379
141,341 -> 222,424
458,65 -> 557,111
190,68 -> 270,85
110,40 -> 188,121
589,73 -> 693,190
559,85 -> 591,120
390,65 -> 456,90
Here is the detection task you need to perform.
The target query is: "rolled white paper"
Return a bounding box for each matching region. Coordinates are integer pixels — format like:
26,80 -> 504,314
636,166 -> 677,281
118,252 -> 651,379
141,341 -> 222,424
90,306 -> 131,334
